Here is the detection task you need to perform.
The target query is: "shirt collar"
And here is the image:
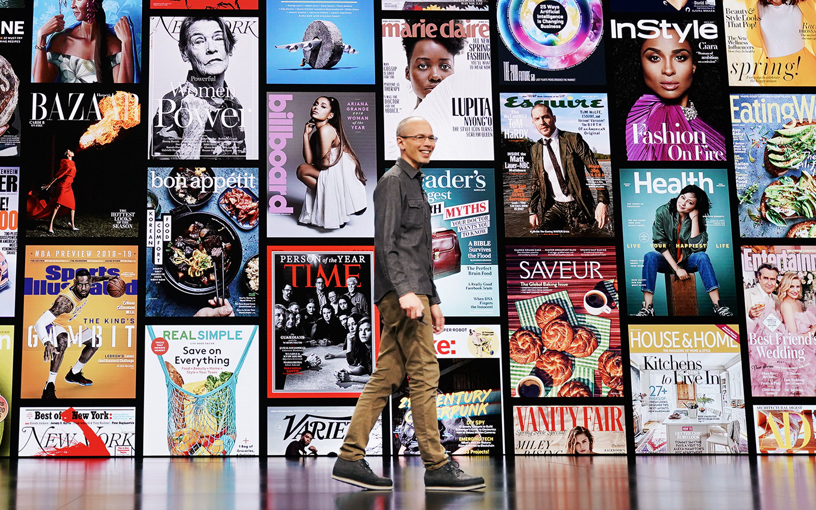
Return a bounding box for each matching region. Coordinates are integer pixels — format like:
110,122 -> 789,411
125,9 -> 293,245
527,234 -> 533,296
543,128 -> 560,144
397,157 -> 422,179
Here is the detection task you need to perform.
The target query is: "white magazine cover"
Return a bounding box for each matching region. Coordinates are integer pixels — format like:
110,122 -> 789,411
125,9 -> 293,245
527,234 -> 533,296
267,407 -> 382,456
18,407 -> 136,457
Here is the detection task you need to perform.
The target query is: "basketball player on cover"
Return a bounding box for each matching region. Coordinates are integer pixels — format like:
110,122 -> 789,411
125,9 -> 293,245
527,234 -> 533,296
34,269 -> 118,399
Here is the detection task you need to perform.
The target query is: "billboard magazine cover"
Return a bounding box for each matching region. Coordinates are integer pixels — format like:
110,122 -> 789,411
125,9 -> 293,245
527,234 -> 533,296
148,16 -> 258,160
145,167 -> 259,318
0,14 -> 23,156
500,92 -> 614,238
0,167 -> 17,317
506,245 -> 621,399
381,18 -> 493,162
267,407 -> 382,456
0,327 -> 11,457
266,92 -> 376,238
513,405 -> 627,454
18,407 -> 136,457
755,406 -> 816,453
20,246 -> 138,399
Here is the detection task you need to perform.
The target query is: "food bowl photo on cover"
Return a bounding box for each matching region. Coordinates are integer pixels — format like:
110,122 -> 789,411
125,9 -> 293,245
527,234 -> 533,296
218,186 -> 260,231
167,167 -> 216,208
242,254 -> 259,293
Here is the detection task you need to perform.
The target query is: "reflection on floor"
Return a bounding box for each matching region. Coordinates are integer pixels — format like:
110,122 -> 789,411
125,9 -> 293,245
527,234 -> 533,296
1,455 -> 815,510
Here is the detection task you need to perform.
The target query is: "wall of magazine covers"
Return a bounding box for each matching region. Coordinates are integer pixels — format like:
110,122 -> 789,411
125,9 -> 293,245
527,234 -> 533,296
0,0 -> 814,458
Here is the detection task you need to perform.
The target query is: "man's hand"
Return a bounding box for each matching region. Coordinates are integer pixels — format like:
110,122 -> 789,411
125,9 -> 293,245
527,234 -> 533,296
430,304 -> 444,334
675,267 -> 690,280
194,298 -> 235,317
399,292 -> 425,320
308,446 -> 317,454
595,203 -> 607,229
749,303 -> 764,319
43,340 -> 57,362
529,214 -> 539,228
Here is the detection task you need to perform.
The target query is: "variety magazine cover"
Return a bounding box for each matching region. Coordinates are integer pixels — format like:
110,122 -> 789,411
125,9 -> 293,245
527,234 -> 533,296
268,246 -> 377,398
267,406 -> 382,456
391,325 -> 504,456
630,324 -> 746,454
755,406 -> 816,453
20,246 -> 138,399
731,94 -> 816,238
0,327 -> 11,457
506,245 -> 621,398
18,407 -> 136,457
266,0 -> 374,85
145,167 -> 259,318
143,325 -> 259,456
513,405 -> 627,455
619,168 -> 737,317
265,92 -> 376,238
381,18 -> 493,162
0,167 -> 17,317
0,14 -> 22,156
423,167 -> 499,317
148,16 -> 258,160
500,92 -> 614,238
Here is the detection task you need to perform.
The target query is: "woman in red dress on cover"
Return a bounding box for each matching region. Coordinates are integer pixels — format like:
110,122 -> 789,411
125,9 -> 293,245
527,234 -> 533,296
28,149 -> 78,233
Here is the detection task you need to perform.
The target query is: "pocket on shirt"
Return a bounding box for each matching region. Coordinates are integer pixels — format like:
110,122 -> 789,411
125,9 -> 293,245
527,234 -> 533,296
405,198 -> 425,226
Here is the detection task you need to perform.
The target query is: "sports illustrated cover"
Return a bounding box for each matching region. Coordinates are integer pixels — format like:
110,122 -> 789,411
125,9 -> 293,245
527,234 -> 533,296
146,167 -> 259,318
0,15 -> 23,156
630,324 -> 746,454
31,0 -> 142,83
20,246 -> 138,400
724,0 -> 816,87
18,407 -> 136,456
148,16 -> 259,160
267,407 -> 382,456
497,0 -> 605,85
266,92 -> 376,238
152,0 -> 256,10
506,245 -> 621,398
423,167 -> 499,317
619,169 -> 737,317
609,15 -> 727,162
0,167 -> 18,317
25,90 -> 141,237
381,18 -> 493,162
391,325 -> 504,456
266,0 -> 374,85
382,0 -> 488,10
731,94 -> 816,238
143,325 -> 259,456
500,93 -> 614,238
755,406 -> 816,453
514,405 -> 627,454
611,0 -> 715,13
0,327 -> 12,457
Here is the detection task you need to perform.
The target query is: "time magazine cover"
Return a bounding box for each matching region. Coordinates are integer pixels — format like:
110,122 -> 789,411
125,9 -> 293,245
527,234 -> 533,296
268,246 -> 378,398
267,407 -> 382,456
630,324 -> 746,454
146,167 -> 259,318
20,246 -> 138,399
391,325 -> 504,456
731,94 -> 816,238
423,167 -> 499,317
514,406 -> 627,455
0,327 -> 12,457
143,325 -> 259,456
148,16 -> 258,160
500,92 -> 614,238
0,14 -> 23,156
755,406 -> 816,453
506,245 -> 621,398
381,18 -> 493,162
266,0 -> 374,85
18,407 -> 135,456
266,92 -> 376,238
25,90 -> 141,237
619,168 -> 737,317
609,15 -> 727,162
0,167 -> 17,317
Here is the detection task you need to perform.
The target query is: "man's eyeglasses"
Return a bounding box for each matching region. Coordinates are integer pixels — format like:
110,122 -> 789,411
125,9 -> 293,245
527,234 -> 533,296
398,135 -> 439,143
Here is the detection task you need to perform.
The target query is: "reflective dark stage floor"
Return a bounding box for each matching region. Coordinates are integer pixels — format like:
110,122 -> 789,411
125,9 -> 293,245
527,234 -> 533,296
1,455 -> 814,510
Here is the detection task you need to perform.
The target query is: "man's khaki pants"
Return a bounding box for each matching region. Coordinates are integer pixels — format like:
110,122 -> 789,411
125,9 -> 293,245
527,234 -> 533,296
339,292 -> 448,470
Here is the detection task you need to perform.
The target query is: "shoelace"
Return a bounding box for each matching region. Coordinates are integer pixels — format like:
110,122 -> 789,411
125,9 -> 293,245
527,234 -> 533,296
360,459 -> 375,474
445,460 -> 464,476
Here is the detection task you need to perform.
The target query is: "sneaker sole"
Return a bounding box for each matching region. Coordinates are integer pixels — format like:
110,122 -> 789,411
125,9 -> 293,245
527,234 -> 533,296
425,483 -> 486,492
331,474 -> 393,491
64,379 -> 92,386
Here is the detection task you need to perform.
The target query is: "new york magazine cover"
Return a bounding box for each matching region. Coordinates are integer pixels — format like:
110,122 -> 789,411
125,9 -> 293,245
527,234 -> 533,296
514,405 -> 627,454
152,0 -> 257,11
0,14 -> 22,156
0,327 -> 11,457
0,167 -> 17,317
267,407 -> 382,456
18,407 -> 136,456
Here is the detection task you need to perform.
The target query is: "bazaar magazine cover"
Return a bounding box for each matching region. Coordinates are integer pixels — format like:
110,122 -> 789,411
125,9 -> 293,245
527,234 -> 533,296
514,405 -> 627,454
267,407 -> 382,456
0,327 -> 12,457
0,167 -> 17,317
18,407 -> 135,456
0,13 -> 23,156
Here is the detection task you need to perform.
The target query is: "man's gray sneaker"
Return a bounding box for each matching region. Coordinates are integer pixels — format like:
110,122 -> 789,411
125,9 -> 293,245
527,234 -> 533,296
332,458 -> 393,490
424,460 -> 485,491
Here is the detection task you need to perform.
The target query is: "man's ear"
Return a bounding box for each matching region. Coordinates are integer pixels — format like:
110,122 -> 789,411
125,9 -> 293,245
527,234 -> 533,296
180,49 -> 189,63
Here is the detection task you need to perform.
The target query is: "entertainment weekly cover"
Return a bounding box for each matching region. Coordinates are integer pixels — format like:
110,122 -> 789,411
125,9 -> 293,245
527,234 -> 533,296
148,16 -> 259,160
152,0 -> 256,10
619,168 -> 737,317
0,15 -> 23,156
731,94 -> 816,238
268,246 -> 377,398
497,0 -> 605,85
500,92 -> 614,238
145,167 -> 259,318
18,407 -> 136,456
381,18 -> 493,162
611,0 -> 715,13
20,246 -> 138,399
266,92 -> 376,238
143,325 -> 259,456
506,245 -> 621,398
741,245 -> 816,397
26,90 -> 141,237
383,0 -> 487,10
514,405 -> 627,455
755,406 -> 816,453
630,324 -> 745,455
724,0 -> 816,87
266,0 -> 374,85
423,167 -> 498,317
0,327 -> 12,457
609,15 -> 727,162
0,167 -> 18,317
267,407 -> 382,456
391,325 -> 504,456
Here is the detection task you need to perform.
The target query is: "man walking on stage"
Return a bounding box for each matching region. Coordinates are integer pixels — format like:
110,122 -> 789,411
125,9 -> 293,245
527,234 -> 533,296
331,116 -> 485,492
